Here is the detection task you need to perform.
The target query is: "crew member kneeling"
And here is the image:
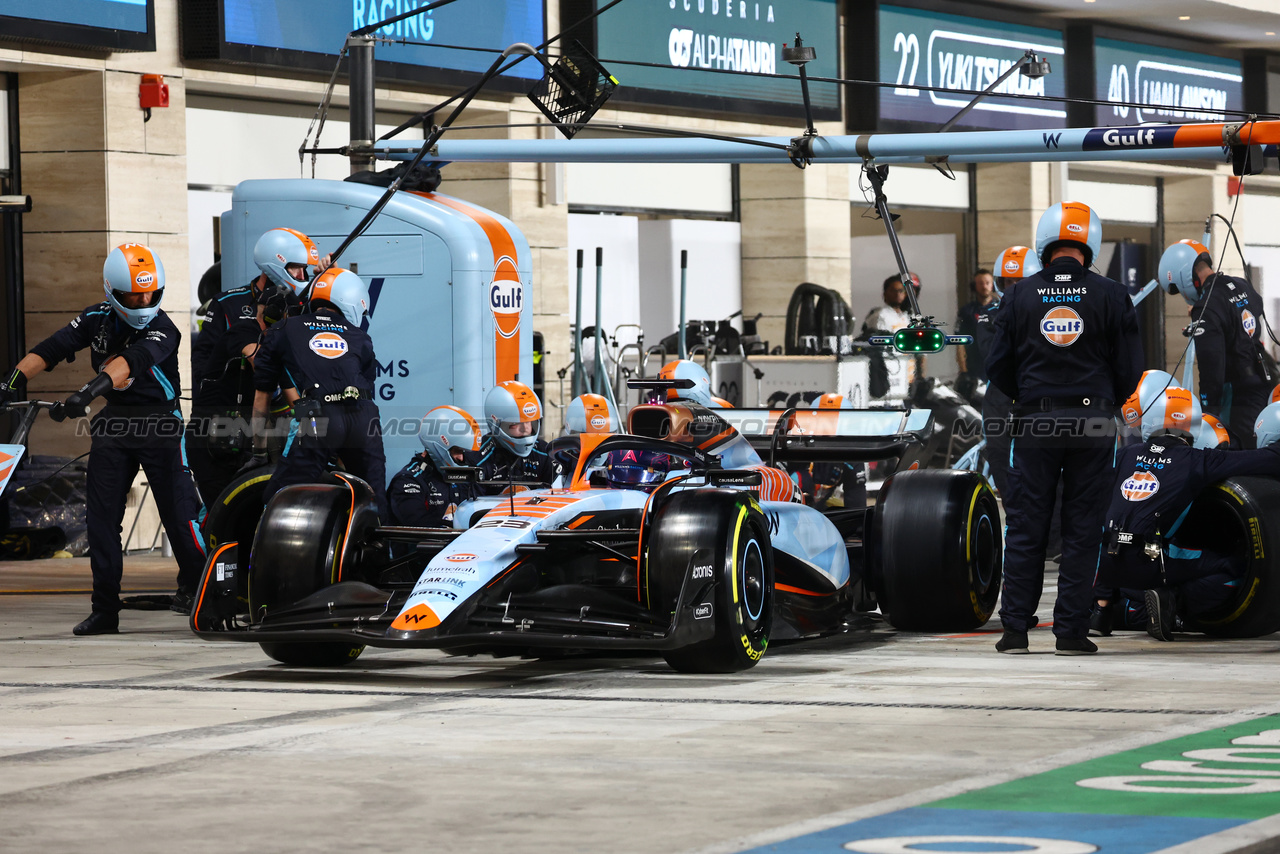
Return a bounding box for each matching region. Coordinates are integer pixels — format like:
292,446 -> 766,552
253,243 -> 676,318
388,405 -> 482,527
246,267 -> 388,518
1095,389 -> 1280,641
0,244 -> 207,634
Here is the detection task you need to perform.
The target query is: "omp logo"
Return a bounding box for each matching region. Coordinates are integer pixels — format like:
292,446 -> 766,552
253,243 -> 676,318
522,401 -> 538,418
1121,471 -> 1160,501
308,332 -> 348,359
1041,307 -> 1084,347
590,414 -> 606,430
691,564 -> 714,580
446,553 -> 476,562
1243,309 -> 1257,336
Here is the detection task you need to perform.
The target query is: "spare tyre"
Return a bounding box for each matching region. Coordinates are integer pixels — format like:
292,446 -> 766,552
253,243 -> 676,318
1174,476 -> 1280,638
873,469 -> 1001,631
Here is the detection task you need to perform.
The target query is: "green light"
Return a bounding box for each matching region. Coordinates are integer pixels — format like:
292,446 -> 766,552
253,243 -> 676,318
893,327 -> 946,354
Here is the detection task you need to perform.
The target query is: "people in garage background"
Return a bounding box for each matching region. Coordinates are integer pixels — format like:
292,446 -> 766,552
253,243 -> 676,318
1160,239 -> 1274,448
186,228 -> 330,505
246,266 -> 388,519
388,405 -> 483,528
475,380 -> 556,492
986,201 -> 1143,656
1093,389 -> 1280,641
0,244 -> 207,634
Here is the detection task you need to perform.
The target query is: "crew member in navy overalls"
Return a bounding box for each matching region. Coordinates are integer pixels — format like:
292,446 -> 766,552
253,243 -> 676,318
1159,239 -> 1273,447
0,244 -> 207,634
1094,389 -> 1280,641
186,228 -> 324,504
986,202 -> 1143,655
388,405 -> 482,527
474,381 -> 556,492
245,267 -> 388,518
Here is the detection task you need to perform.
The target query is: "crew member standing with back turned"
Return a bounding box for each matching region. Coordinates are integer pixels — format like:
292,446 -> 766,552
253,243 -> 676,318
986,201 -> 1143,655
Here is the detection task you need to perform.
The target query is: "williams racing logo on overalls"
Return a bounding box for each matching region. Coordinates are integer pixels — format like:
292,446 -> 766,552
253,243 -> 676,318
1242,309 -> 1257,337
1040,306 -> 1084,347
309,332 -> 349,359
1121,471 -> 1160,502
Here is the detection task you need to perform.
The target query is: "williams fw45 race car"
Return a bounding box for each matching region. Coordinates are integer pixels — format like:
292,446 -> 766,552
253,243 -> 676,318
191,399 -> 1002,672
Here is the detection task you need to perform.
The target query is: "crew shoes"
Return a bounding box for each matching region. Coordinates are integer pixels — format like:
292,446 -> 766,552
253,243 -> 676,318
995,630 -> 1029,654
1055,636 -> 1098,655
1145,588 -> 1176,641
73,611 -> 119,636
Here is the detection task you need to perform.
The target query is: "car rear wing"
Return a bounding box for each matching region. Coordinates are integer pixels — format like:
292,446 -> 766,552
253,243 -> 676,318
718,408 -> 933,464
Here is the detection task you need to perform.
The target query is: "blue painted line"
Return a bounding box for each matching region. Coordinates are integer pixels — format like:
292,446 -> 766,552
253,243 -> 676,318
739,807 -> 1242,854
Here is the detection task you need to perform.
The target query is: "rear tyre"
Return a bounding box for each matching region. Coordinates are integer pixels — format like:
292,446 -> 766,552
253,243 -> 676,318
1176,476 -> 1280,638
875,469 -> 1001,631
650,491 -> 774,673
259,641 -> 364,667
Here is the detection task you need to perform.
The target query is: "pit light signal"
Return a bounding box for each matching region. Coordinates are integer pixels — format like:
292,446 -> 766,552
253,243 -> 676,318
867,327 -> 972,354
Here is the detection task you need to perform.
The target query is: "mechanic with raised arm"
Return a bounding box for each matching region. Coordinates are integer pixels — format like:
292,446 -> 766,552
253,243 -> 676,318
1160,239 -> 1273,447
474,381 -> 555,493
1093,389 -> 1280,641
388,405 -> 482,528
986,202 -> 1143,655
185,228 -> 328,505
244,266 -> 388,518
0,244 -> 207,634
980,247 -> 1042,500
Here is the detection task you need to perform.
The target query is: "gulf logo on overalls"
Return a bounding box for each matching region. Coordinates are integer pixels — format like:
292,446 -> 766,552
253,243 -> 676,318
1121,471 -> 1160,501
309,332 -> 348,359
1041,307 -> 1084,347
1243,309 -> 1257,336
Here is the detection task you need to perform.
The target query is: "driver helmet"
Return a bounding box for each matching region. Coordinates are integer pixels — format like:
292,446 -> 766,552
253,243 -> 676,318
1141,387 -> 1200,443
604,449 -> 670,492
565,393 -> 619,434
1121,370 -> 1180,429
103,243 -> 165,330
657,359 -> 714,407
1256,402 -> 1280,449
484,380 -> 542,458
1159,239 -> 1212,306
253,228 -> 321,297
994,245 -> 1043,290
419,405 -> 484,471
1034,201 -> 1102,267
1195,413 -> 1230,450
308,267 -> 370,327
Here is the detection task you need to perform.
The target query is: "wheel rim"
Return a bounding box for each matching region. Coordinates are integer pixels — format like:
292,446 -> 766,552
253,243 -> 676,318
741,538 -> 766,623
973,511 -> 997,591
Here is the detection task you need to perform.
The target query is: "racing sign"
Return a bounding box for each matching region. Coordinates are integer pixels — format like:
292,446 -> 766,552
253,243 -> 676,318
1094,38 -> 1243,127
583,0 -> 839,115
873,4 -> 1066,130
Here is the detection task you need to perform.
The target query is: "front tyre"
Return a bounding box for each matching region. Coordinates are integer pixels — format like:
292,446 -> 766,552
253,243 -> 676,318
259,642 -> 364,667
656,493 -> 774,673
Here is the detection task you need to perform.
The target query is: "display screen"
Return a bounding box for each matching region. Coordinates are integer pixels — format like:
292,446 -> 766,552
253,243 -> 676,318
590,0 -> 840,116
876,5 -> 1066,130
218,0 -> 545,80
0,0 -> 154,50
1093,38 -> 1243,126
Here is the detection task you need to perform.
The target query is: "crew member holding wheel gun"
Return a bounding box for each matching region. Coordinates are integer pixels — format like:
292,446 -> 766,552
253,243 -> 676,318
243,266 -> 388,519
0,244 -> 207,635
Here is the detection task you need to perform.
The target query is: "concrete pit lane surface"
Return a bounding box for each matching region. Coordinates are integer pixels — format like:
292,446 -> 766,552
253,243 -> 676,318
4,558 -> 1280,854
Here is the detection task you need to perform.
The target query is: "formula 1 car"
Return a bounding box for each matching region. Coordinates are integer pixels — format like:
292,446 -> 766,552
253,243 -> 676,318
191,399 -> 1002,672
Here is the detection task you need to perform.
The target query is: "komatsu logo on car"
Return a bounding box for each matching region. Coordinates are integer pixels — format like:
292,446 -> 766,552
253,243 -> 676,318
309,333 -> 348,359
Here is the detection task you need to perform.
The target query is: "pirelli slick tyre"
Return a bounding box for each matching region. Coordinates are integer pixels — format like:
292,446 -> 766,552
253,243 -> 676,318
647,491 -> 774,673
249,477 -> 378,667
1176,476 -> 1280,638
874,469 -> 1002,631
201,465 -> 275,607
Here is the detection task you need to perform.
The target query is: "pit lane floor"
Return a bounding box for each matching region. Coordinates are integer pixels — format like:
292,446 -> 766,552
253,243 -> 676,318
2,558 -> 1280,854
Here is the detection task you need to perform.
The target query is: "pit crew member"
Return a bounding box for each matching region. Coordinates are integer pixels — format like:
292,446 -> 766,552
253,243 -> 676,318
0,244 -> 207,635
475,381 -> 555,492
246,266 -> 388,518
955,268 -> 998,383
388,405 -> 482,528
986,201 -> 1143,655
1160,239 -> 1272,447
564,392 -> 620,434
1094,389 -> 1280,641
